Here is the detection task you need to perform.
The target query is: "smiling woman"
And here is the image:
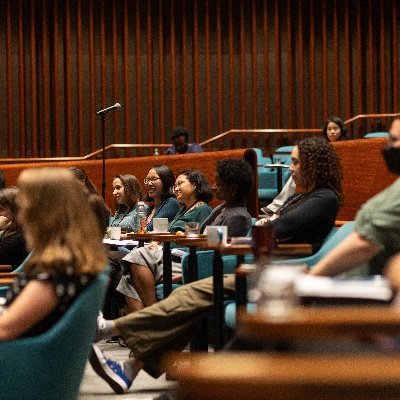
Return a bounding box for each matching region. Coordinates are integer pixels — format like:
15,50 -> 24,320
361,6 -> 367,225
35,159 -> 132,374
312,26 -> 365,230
109,174 -> 142,232
116,169 -> 212,312
143,165 -> 180,231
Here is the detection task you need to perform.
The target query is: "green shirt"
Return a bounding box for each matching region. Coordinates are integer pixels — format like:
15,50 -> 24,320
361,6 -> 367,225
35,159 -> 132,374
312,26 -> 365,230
169,203 -> 212,233
355,178 -> 400,274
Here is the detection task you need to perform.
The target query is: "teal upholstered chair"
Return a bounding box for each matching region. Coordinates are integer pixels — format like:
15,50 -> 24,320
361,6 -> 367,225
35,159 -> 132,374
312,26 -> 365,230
363,131 -> 389,139
272,222 -> 354,267
252,148 -> 278,201
224,222 -> 355,329
0,271 -> 108,400
271,146 -> 293,189
0,253 -> 31,297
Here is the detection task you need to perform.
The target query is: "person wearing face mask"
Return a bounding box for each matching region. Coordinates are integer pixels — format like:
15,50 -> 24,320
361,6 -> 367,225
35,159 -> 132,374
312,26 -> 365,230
311,117 -> 400,277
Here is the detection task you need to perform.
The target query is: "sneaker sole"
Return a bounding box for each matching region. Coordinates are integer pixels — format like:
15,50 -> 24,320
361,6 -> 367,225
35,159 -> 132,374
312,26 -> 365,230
90,344 -> 129,394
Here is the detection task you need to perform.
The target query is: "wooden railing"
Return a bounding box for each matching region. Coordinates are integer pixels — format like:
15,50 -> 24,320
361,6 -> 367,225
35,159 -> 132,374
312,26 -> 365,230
0,144 -> 170,163
1,112 -> 399,163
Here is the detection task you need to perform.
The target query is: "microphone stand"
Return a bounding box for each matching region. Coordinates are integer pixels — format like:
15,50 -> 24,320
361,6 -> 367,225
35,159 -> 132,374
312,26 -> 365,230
101,113 -> 106,199
96,103 -> 121,200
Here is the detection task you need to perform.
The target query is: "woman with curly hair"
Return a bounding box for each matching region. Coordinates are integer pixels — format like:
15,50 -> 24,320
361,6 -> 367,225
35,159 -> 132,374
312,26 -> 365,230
257,136 -> 343,252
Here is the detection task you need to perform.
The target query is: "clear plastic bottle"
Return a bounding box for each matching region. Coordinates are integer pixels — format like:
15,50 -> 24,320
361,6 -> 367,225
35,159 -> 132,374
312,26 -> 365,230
137,201 -> 147,232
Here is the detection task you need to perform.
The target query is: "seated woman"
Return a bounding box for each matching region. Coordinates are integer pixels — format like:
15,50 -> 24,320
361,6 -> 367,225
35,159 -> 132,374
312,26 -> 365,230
143,165 -> 180,231
69,166 -> 110,231
257,136 -> 343,253
109,174 -> 142,233
117,169 -> 212,312
0,168 -> 107,340
104,166 -> 179,322
200,158 -> 253,236
90,138 -> 344,394
0,187 -> 28,270
262,116 -> 347,217
169,158 -> 254,275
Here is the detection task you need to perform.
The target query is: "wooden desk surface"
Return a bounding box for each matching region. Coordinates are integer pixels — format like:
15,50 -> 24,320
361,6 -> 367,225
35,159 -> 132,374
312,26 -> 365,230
165,352 -> 400,400
236,306 -> 400,340
126,232 -> 172,241
212,243 -> 312,257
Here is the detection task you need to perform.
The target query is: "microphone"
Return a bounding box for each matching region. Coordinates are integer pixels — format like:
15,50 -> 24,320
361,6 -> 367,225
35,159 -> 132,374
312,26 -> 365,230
96,103 -> 122,115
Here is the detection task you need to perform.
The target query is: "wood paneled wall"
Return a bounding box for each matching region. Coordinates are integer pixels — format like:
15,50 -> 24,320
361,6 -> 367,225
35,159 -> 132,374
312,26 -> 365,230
0,0 -> 399,157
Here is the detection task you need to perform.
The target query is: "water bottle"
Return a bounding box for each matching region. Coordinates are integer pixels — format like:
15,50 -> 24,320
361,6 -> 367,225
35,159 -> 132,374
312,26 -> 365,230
137,201 -> 147,232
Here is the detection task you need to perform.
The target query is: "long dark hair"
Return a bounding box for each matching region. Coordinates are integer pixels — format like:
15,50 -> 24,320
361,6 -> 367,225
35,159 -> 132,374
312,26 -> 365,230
177,169 -> 213,203
114,174 -> 141,212
145,165 -> 175,202
69,166 -> 99,195
0,186 -> 21,236
298,137 -> 343,204
322,116 -> 347,141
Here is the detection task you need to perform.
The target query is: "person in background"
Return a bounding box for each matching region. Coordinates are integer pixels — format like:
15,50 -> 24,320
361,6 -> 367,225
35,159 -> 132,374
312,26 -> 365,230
116,169 -> 212,312
164,127 -> 203,155
262,115 -> 347,217
69,166 -> 100,195
0,168 -> 107,340
143,165 -> 180,231
322,115 -> 347,142
90,138 -> 343,394
0,187 -> 28,270
69,166 -> 110,230
109,174 -> 141,233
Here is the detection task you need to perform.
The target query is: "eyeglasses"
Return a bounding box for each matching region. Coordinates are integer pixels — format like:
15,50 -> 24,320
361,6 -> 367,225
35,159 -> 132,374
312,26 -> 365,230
174,180 -> 187,188
144,177 -> 160,185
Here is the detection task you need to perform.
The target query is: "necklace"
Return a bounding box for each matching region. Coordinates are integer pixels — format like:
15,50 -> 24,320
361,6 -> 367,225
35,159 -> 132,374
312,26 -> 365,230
110,207 -> 135,227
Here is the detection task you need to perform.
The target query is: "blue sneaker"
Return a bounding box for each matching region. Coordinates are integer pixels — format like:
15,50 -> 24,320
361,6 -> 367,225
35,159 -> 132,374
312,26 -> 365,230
90,344 -> 133,394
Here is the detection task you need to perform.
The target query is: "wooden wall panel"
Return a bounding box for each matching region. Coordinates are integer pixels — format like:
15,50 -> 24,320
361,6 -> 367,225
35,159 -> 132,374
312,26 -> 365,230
0,0 -> 399,157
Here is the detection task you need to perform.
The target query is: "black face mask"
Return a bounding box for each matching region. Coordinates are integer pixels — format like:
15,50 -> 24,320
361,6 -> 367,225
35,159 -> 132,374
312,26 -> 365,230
382,144 -> 400,175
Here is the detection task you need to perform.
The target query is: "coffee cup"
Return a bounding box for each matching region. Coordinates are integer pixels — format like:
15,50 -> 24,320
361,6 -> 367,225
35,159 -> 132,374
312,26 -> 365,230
108,226 -> 121,240
153,218 -> 169,233
206,226 -> 228,245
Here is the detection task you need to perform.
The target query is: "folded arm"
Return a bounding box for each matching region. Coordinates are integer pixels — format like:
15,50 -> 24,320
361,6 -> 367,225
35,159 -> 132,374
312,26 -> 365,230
310,231 -> 381,276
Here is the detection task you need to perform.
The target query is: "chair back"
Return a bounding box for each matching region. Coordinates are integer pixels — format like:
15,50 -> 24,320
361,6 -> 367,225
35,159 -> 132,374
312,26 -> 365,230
363,132 -> 389,139
0,271 -> 108,400
273,221 -> 355,268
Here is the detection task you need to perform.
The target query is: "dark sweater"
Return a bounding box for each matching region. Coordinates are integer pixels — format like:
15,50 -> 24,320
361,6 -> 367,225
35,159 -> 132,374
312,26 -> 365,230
268,188 -> 340,253
0,231 -> 29,270
200,203 -> 252,237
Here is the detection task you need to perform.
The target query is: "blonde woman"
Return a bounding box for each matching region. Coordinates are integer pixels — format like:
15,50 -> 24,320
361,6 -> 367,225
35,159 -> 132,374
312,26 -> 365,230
0,168 -> 107,340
